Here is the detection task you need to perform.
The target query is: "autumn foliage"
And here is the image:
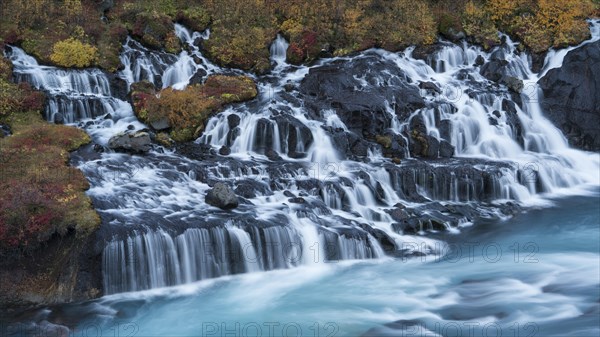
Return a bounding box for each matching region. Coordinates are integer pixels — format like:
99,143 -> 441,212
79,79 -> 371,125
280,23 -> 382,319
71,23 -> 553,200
1,0 -> 598,72
50,37 -> 98,68
462,0 -> 596,52
132,75 -> 257,142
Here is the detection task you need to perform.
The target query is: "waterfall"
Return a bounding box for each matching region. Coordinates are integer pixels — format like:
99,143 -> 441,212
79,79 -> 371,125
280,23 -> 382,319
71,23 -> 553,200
270,34 -> 289,67
5,20 -> 599,295
102,223 -> 381,294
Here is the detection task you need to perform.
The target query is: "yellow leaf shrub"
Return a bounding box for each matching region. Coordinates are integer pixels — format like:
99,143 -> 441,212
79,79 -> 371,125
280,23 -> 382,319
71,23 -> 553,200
50,38 -> 97,68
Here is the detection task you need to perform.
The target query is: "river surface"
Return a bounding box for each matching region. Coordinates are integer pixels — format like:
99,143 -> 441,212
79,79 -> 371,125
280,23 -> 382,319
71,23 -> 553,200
4,192 -> 595,337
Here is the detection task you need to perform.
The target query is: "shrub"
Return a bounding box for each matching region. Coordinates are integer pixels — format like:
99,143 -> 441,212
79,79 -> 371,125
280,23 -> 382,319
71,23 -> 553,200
462,1 -> 501,50
176,6 -> 211,33
50,38 -> 98,68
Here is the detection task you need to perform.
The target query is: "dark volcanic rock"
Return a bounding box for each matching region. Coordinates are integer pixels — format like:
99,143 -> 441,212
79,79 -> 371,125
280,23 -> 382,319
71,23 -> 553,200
53,112 -> 65,124
439,140 -> 455,158
408,115 -> 442,159
539,40 -> 600,151
218,146 -> 231,156
501,76 -> 524,93
300,53 -> 424,139
419,81 -> 441,94
108,131 -> 152,153
234,180 -> 272,199
475,55 -> 485,66
205,182 -> 239,209
150,117 -> 170,131
189,68 -> 208,85
273,114 -> 314,158
227,114 -> 241,129
480,48 -> 510,82
502,99 -> 524,147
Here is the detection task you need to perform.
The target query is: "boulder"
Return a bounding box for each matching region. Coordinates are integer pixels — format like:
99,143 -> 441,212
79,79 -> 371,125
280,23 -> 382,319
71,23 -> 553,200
418,81 -> 441,94
149,117 -> 171,131
439,140 -> 455,158
227,114 -> 241,129
53,113 -> 65,124
108,131 -> 151,153
218,146 -> 231,156
474,55 -> 485,66
205,182 -> 239,209
480,48 -> 510,82
189,68 -> 208,85
539,40 -> 600,151
501,76 -> 524,93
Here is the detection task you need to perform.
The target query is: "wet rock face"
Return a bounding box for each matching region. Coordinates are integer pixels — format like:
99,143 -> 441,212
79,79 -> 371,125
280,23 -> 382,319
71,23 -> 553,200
539,40 -> 600,151
205,182 -> 239,209
300,53 -> 425,137
408,114 -> 455,159
108,131 -> 152,153
273,114 -> 314,158
0,231 -> 102,310
502,99 -> 525,147
299,53 -> 425,160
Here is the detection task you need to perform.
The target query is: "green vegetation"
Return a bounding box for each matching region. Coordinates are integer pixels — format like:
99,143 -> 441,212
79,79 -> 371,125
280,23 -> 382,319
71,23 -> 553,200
0,58 -> 99,252
132,75 -> 257,142
1,0 -> 597,73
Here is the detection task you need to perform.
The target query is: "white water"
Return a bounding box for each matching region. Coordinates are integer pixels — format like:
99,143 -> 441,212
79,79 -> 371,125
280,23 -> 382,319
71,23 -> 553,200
270,34 -> 289,68
9,193 -> 599,337
4,20 -> 600,297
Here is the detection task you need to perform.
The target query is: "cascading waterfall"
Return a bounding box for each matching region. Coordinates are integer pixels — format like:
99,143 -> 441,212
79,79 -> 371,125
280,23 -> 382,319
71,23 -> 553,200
270,34 -> 289,67
102,222 -> 381,294
5,20 -> 599,295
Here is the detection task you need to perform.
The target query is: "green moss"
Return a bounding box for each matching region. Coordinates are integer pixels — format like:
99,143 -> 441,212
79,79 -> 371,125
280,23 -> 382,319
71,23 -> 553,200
169,127 -> 196,143
155,132 -> 175,147
375,135 -> 392,149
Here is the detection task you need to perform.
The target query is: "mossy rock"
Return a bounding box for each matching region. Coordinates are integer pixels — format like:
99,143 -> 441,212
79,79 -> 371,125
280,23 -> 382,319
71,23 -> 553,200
138,75 -> 257,142
131,12 -> 182,53
176,7 -> 211,33
203,75 -> 258,102
375,135 -> 392,149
